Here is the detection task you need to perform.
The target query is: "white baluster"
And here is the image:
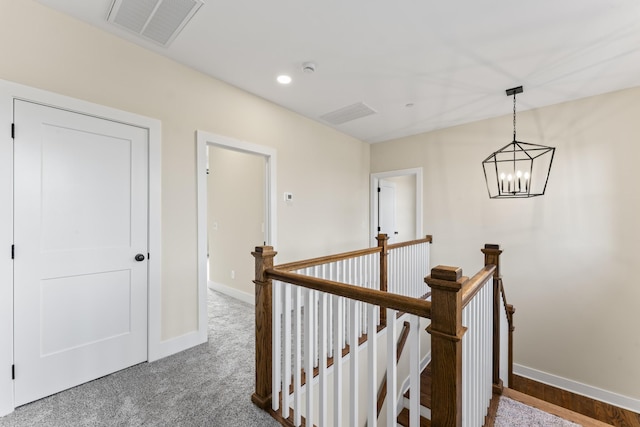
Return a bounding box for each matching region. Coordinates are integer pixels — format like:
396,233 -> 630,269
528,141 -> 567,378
386,309 -> 398,427
367,303 -> 377,427
282,283 -> 292,419
318,292 -> 328,427
304,288 -> 314,427
314,266 -> 320,369
349,299 -> 359,427
409,314 -> 420,427
333,295 -> 343,427
272,280 -> 281,412
293,286 -> 302,426
328,263 -> 335,359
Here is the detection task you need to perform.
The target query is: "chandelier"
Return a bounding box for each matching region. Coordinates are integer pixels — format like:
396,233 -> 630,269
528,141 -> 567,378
482,86 -> 555,199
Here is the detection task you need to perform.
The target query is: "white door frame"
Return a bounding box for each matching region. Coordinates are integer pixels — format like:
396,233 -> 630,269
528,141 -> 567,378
0,79 -> 162,416
196,130 -> 277,307
370,168 -> 423,247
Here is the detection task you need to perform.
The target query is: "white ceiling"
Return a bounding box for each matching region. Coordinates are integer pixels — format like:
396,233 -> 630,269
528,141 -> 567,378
36,0 -> 640,143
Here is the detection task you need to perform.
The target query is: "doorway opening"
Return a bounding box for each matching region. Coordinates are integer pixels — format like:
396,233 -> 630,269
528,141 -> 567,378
196,131 -> 277,311
370,168 -> 423,247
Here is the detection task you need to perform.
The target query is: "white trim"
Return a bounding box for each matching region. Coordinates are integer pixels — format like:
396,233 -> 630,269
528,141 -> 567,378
146,113 -> 164,363
208,281 -> 254,305
514,364 -> 640,414
150,331 -> 205,361
0,83 -> 14,417
370,168 -> 423,247
0,79 -> 162,415
196,130 -> 277,328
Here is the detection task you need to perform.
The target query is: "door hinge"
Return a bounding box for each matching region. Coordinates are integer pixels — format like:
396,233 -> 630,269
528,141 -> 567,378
377,226 -> 381,232
147,252 -> 150,260
377,187 -> 381,193
11,365 -> 15,380
11,123 -> 14,139
11,244 -> 14,259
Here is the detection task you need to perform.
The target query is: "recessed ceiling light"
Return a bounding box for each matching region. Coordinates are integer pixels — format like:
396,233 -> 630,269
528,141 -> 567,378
277,75 -> 292,85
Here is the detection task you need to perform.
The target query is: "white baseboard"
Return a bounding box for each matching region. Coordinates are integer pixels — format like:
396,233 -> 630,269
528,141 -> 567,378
208,281 -> 254,305
150,329 -> 207,362
514,364 -> 640,414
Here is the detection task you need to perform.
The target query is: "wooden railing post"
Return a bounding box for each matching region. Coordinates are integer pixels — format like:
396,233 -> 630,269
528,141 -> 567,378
376,233 -> 389,325
251,245 -> 277,409
482,243 -> 503,393
507,303 -> 516,387
426,265 -> 466,427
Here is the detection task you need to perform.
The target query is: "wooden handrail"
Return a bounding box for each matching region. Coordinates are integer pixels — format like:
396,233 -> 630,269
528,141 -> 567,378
274,235 -> 432,271
274,247 -> 381,271
387,234 -> 432,250
461,265 -> 496,308
266,269 -> 432,318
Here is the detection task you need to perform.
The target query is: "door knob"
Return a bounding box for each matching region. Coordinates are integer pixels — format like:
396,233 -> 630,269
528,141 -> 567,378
135,254 -> 145,262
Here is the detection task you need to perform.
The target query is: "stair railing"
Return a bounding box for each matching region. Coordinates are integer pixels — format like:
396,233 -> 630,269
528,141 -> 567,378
425,244 -> 513,427
252,239 -> 514,427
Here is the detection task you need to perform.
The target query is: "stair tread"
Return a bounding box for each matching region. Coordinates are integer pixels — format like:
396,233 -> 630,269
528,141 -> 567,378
403,364 -> 432,409
503,388 -> 614,427
397,407 -> 431,427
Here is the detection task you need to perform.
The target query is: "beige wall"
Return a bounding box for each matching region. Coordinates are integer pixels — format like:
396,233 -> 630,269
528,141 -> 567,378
207,147 -> 265,296
371,87 -> 640,400
0,0 -> 370,340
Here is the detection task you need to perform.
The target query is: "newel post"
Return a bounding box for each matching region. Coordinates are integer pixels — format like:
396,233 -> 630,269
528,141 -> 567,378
376,233 -> 389,325
251,245 -> 277,409
481,243 -> 503,393
426,265 -> 466,427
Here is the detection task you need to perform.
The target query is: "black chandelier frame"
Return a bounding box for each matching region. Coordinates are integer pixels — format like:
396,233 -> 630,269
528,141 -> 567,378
482,86 -> 556,199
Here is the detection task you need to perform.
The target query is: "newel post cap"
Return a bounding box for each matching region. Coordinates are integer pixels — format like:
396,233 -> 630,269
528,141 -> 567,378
252,246 -> 277,257
431,265 -> 462,281
425,265 -> 465,290
376,233 -> 389,242
481,243 -> 502,255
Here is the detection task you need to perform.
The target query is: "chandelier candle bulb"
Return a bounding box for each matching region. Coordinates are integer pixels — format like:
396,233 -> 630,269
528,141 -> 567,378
507,174 -> 513,193
500,173 -> 506,192
516,170 -> 522,192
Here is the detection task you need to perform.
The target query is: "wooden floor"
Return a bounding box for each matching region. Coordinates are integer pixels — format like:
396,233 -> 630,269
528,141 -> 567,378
512,374 -> 640,427
503,388 -> 612,427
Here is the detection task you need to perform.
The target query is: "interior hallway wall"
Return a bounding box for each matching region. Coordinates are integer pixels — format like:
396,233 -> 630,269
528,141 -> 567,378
371,86 -> 640,402
0,0 -> 370,341
207,147 -> 264,298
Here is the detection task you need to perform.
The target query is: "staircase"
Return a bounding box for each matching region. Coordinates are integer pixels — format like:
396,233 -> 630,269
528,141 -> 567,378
396,363 -> 616,427
397,364 -> 432,427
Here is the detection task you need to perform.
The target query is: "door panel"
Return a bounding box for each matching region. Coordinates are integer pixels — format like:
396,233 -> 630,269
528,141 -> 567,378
13,100 -> 148,406
378,180 -> 397,243
40,125 -> 132,252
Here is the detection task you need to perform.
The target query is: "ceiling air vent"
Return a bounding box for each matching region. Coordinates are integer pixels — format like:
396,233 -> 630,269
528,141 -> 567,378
320,102 -> 377,125
107,0 -> 204,47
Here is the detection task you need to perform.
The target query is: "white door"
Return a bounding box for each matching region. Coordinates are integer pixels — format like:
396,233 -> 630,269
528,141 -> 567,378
378,180 -> 397,243
13,100 -> 149,406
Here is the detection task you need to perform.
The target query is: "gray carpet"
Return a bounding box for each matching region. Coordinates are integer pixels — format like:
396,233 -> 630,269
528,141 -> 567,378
495,396 -> 581,427
0,290 -> 280,427
0,290 -> 583,427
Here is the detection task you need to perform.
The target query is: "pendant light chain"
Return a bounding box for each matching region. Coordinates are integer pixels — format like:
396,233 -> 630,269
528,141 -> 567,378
513,92 -> 517,142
